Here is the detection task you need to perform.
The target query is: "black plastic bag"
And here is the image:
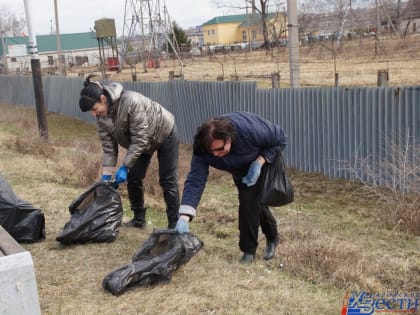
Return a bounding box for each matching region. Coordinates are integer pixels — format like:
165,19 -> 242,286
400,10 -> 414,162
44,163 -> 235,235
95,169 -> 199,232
103,229 -> 203,296
56,182 -> 123,244
0,175 -> 45,243
259,151 -> 294,207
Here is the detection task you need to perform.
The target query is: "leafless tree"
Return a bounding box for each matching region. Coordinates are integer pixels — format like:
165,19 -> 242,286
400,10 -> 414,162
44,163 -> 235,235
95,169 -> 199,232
0,5 -> 26,37
212,0 -> 286,49
399,0 -> 420,37
375,0 -> 420,37
0,5 -> 26,74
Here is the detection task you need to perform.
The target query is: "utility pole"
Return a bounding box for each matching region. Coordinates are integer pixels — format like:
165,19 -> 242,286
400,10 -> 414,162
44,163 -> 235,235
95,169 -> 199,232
0,18 -> 9,74
54,0 -> 63,75
0,35 -> 9,74
376,0 -> 381,36
287,0 -> 301,87
23,0 -> 49,141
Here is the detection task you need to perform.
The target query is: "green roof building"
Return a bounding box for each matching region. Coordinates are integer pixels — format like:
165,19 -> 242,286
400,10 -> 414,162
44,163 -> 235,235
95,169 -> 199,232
0,32 -> 98,56
0,32 -> 114,73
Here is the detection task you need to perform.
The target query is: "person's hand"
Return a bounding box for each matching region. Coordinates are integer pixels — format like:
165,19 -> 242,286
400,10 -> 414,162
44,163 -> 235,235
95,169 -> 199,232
242,160 -> 263,186
101,174 -> 112,182
175,215 -> 190,234
114,165 -> 128,187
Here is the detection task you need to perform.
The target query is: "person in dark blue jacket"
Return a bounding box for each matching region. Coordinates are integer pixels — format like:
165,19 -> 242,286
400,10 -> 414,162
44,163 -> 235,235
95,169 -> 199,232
175,112 -> 287,263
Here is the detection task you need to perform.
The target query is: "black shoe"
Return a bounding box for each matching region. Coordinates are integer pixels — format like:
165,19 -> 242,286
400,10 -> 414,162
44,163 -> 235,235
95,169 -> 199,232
167,221 -> 177,229
123,218 -> 146,228
240,252 -> 255,264
263,238 -> 279,261
124,208 -> 146,228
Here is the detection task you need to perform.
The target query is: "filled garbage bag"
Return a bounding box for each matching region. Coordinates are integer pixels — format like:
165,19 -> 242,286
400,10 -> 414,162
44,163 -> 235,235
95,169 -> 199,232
0,175 -> 45,243
56,182 -> 123,244
259,151 -> 294,207
103,229 -> 203,296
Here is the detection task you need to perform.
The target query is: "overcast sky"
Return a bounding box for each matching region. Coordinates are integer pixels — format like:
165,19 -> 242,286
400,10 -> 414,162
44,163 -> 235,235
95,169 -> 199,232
0,0 -> 242,36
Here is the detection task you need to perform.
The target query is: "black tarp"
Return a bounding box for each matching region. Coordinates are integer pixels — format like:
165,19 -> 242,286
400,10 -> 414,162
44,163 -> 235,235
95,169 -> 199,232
56,182 -> 123,244
103,229 -> 203,296
0,175 -> 45,243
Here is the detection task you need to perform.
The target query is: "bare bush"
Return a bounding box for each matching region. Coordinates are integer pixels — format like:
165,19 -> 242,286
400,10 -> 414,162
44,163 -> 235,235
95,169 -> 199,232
340,138 -> 420,235
49,139 -> 102,187
7,135 -> 55,157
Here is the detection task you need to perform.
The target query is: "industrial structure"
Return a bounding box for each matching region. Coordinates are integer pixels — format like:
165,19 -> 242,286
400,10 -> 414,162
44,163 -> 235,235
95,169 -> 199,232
121,0 -> 183,76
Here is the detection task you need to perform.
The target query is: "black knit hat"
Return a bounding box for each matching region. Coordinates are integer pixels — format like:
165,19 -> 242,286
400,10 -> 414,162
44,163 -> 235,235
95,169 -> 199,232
79,76 -> 104,112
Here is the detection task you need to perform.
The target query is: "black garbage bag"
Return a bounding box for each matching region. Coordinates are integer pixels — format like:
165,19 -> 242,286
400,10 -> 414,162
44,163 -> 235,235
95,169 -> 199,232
0,175 -> 45,243
103,229 -> 203,296
56,182 -> 123,244
259,151 -> 294,207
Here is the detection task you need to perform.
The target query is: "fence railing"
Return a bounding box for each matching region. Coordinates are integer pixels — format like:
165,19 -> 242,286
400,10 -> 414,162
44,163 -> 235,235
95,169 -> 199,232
0,75 -> 418,188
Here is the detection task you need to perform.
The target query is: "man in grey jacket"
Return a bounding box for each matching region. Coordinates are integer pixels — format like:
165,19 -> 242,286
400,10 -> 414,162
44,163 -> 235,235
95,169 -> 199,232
79,76 -> 179,229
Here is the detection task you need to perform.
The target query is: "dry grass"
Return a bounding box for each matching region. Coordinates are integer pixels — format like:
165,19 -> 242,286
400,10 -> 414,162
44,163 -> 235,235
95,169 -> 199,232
0,103 -> 419,315
68,34 -> 420,89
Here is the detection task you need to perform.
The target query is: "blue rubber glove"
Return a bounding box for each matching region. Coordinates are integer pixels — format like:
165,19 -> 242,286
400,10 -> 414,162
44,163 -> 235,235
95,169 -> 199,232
114,165 -> 128,187
101,174 -> 112,182
242,161 -> 263,186
175,217 -> 189,234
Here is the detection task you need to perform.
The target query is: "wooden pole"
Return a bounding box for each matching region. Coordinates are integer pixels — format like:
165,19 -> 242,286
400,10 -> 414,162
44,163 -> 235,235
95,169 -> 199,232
24,0 -> 48,141
287,0 -> 301,87
54,0 -> 63,75
271,72 -> 280,88
168,71 -> 175,80
377,70 -> 389,86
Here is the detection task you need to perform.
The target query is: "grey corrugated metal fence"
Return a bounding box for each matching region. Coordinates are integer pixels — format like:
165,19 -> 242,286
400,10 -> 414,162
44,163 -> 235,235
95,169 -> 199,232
0,75 -> 418,187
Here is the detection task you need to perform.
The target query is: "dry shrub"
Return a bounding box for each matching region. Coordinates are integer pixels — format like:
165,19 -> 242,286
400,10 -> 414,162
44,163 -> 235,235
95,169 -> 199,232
3,133 -> 101,188
6,135 -> 55,157
378,189 -> 420,235
49,139 -> 102,187
341,140 -> 420,235
0,105 -> 37,129
280,226 -> 414,291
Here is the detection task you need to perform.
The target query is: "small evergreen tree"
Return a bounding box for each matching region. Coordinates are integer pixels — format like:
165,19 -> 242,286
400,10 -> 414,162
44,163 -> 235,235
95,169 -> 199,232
165,22 -> 191,53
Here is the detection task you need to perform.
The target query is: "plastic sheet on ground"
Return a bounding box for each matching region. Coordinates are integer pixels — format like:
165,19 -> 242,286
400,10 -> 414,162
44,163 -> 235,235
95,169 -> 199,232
56,182 -> 123,244
0,175 -> 45,243
103,229 -> 203,296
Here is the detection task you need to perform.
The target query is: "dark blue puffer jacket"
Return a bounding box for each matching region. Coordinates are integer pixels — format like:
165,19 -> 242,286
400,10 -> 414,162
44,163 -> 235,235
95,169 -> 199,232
180,112 -> 287,217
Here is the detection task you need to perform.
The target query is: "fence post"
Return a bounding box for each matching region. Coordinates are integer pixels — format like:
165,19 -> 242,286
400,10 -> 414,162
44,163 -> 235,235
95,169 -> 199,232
271,72 -> 280,88
217,75 -> 224,81
335,73 -> 339,87
377,70 -> 389,86
169,71 -> 184,80
168,71 -> 175,81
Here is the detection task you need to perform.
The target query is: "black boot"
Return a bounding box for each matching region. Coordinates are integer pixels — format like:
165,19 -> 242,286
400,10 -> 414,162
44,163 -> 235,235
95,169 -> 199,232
124,208 -> 146,228
240,252 -> 255,264
263,237 -> 279,260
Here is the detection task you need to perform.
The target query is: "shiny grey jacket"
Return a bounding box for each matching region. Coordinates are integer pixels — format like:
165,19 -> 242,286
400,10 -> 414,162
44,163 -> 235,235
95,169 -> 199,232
96,82 -> 175,169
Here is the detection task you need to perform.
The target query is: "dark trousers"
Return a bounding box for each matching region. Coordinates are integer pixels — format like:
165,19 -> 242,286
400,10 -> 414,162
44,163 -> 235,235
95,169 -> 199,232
127,126 -> 180,227
234,176 -> 279,255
